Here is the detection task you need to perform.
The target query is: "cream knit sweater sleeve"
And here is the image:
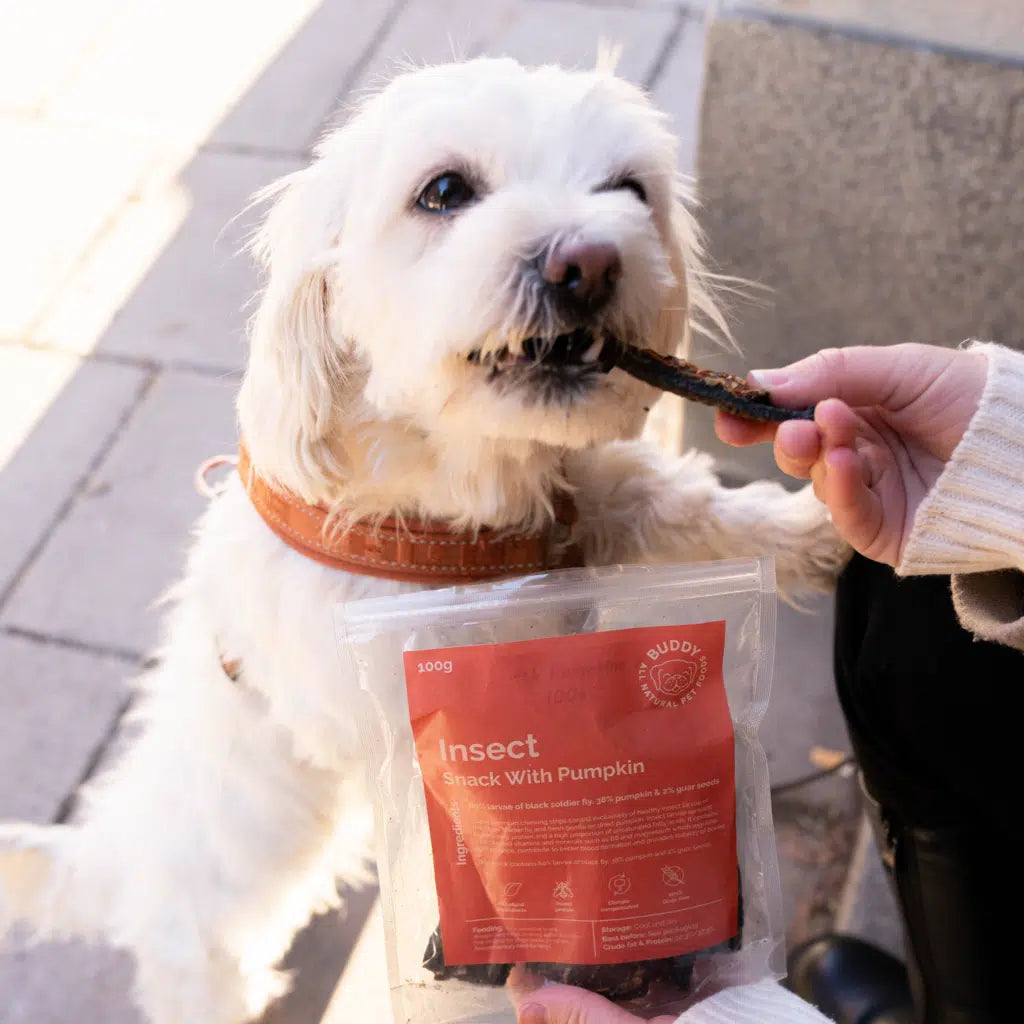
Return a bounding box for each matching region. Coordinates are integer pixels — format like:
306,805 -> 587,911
674,979 -> 834,1023
897,342 -> 1024,651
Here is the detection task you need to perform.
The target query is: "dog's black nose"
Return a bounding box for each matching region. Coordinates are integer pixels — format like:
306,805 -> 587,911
541,239 -> 621,312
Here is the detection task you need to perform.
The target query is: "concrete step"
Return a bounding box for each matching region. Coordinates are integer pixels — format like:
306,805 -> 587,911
688,6 -> 1024,483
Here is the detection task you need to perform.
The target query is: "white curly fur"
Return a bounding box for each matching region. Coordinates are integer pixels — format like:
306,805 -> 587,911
0,58 -> 846,1024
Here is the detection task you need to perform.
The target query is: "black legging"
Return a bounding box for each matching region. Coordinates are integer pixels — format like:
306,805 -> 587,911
835,554 -> 1022,833
834,554 -> 1022,1023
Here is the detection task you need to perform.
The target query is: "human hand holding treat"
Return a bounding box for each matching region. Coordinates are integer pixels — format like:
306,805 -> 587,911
714,343 -> 988,566
608,343 -> 815,423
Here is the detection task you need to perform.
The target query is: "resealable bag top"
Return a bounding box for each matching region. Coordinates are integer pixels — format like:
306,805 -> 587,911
337,558 -> 785,1023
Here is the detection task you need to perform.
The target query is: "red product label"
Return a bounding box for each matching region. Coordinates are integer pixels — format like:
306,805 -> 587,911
404,622 -> 738,967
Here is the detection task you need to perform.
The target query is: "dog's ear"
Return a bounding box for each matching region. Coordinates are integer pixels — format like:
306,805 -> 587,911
237,166 -> 356,502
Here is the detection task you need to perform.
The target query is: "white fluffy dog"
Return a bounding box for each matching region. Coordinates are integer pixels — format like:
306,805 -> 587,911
0,58 -> 844,1024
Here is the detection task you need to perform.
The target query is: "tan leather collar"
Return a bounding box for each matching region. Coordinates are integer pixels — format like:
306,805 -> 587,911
236,445 -> 582,584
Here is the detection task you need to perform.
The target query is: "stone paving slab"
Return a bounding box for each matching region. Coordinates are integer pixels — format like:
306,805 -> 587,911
0,0 -> 132,115
44,1 -> 338,146
761,595 -> 849,786
773,769 -> 861,948
483,0 -> 679,83
0,348 -> 147,600
345,0 -> 520,97
347,0 -> 678,104
2,372 -> 237,654
262,885 -> 382,1024
322,900 -> 391,1024
649,7 -> 707,178
0,117 -> 162,341
0,940 -> 140,1024
0,634 -> 130,824
26,156 -> 199,360
79,150 -> 303,371
210,0 -> 402,153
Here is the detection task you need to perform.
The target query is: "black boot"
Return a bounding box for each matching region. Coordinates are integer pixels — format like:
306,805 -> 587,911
788,933 -> 914,1024
869,809 -> 1008,1024
787,805 -> 1014,1024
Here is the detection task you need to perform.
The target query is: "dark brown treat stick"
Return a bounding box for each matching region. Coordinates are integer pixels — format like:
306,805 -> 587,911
421,925 -> 694,1000
611,345 -> 815,423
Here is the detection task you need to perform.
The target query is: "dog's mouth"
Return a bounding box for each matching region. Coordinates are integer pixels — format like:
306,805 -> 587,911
467,328 -> 620,381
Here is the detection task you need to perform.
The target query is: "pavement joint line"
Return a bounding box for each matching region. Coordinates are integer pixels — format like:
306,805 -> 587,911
162,357 -> 244,382
305,0 -> 411,151
53,692 -> 137,825
200,140 -> 314,162
643,1 -> 692,91
0,336 -> 161,373
0,336 -> 243,381
1,624 -> 149,668
0,368 -> 158,615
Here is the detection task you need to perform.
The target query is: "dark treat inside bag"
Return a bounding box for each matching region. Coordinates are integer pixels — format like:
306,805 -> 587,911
423,928 -> 698,1000
423,875 -> 743,1004
423,926 -> 693,998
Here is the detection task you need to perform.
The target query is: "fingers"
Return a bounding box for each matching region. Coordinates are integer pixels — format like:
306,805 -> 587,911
720,397 -> 863,491
768,397 -> 855,480
517,1004 -> 549,1024
507,965 -> 543,998
725,344 -> 986,470
813,397 -> 860,449
713,347 -> 890,454
771,398 -> 862,481
719,360 -> 906,563
750,343 -> 950,411
516,995 -> 676,1024
714,408 -> 823,480
817,445 -> 885,557
714,411 -> 777,447
508,968 -> 675,1024
513,988 -> 651,1024
772,420 -> 820,478
774,399 -> 890,560
806,400 -> 888,557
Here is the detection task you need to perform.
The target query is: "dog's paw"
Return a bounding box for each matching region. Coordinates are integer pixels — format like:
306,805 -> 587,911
772,485 -> 852,600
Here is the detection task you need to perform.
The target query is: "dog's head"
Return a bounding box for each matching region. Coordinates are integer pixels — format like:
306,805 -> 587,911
239,58 -> 715,509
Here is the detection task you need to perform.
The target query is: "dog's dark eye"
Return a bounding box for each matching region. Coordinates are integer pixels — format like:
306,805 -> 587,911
617,178 -> 647,204
417,172 -> 476,214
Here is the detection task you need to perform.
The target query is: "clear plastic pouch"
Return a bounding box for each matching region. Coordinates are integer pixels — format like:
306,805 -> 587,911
337,558 -> 784,1023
